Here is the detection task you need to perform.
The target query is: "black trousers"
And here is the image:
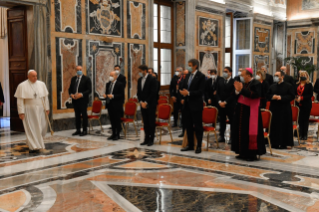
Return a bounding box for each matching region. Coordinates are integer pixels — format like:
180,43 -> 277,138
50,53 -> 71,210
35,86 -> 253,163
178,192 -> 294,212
184,105 -> 203,148
173,99 -> 180,125
141,105 -> 156,143
298,105 -> 311,138
219,104 -> 234,138
108,106 -> 122,136
73,101 -> 88,132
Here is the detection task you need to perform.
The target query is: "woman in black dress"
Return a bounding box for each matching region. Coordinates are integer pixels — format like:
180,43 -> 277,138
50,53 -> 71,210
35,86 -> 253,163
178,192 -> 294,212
256,70 -> 269,109
295,71 -> 313,140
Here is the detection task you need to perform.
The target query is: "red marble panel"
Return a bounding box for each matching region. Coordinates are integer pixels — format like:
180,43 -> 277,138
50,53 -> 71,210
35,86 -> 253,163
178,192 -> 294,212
129,1 -> 143,39
60,0 -> 77,32
176,49 -> 185,69
176,2 -> 185,46
129,44 -> 144,97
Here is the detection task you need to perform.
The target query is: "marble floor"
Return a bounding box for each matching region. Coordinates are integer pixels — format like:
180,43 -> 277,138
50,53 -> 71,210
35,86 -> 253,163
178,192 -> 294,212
1,122 -> 319,212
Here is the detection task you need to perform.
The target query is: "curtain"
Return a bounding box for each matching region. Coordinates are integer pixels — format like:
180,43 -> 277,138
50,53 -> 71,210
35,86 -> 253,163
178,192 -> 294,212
0,7 -> 10,116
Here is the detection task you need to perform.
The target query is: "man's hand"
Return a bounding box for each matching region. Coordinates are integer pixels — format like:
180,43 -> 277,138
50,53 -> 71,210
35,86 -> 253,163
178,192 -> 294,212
277,95 -> 281,100
208,99 -> 212,104
179,89 -> 189,96
46,111 -> 50,115
75,93 -> 83,99
107,94 -> 113,99
234,81 -> 243,92
172,96 -> 177,102
71,94 -> 75,99
213,91 -> 217,95
219,102 -> 226,108
141,102 -> 147,109
103,94 -> 107,98
181,99 -> 185,105
297,96 -> 301,102
19,114 -> 25,120
272,95 -> 278,100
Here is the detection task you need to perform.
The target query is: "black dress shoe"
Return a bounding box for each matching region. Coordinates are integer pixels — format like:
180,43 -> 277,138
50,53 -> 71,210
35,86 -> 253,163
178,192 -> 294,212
72,131 -> 81,136
108,135 -> 115,140
112,135 -> 119,141
147,142 -> 154,146
29,150 -> 40,154
80,131 -> 87,136
181,146 -> 194,151
140,142 -> 148,145
178,133 -> 184,138
246,155 -> 257,161
235,155 -> 246,160
218,138 -> 225,143
173,124 -> 178,128
195,146 -> 202,154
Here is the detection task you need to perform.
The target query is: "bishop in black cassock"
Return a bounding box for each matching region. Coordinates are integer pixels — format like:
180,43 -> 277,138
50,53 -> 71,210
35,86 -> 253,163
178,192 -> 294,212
231,68 -> 266,161
267,71 -> 295,149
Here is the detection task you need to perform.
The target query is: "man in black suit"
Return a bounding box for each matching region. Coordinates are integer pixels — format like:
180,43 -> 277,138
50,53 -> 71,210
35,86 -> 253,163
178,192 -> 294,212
281,66 -> 296,93
148,68 -> 160,100
68,66 -> 92,136
103,71 -> 125,140
216,67 -> 235,143
170,67 -> 183,127
138,65 -> 158,146
178,69 -> 190,138
261,66 -> 273,86
205,69 -> 221,107
114,65 -> 127,88
180,59 -> 206,154
314,78 -> 319,100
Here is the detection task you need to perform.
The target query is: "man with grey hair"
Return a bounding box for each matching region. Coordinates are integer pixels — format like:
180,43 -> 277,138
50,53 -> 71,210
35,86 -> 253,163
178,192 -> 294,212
261,65 -> 273,85
14,70 -> 50,153
170,67 -> 183,127
280,66 -> 296,93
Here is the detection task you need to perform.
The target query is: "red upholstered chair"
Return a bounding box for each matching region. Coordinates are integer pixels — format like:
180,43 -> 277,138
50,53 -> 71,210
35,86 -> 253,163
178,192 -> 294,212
309,102 -> 319,139
291,105 -> 301,145
203,106 -> 219,150
155,104 -> 173,144
121,101 -> 138,138
203,101 -> 207,107
312,96 -> 315,102
159,95 -> 169,100
128,98 -> 138,103
291,100 -> 295,106
261,109 -> 273,155
88,100 -> 103,133
266,101 -> 271,110
158,99 -> 168,104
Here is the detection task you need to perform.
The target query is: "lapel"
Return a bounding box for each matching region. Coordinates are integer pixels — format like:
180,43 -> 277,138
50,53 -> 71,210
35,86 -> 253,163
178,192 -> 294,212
189,71 -> 199,90
141,74 -> 150,92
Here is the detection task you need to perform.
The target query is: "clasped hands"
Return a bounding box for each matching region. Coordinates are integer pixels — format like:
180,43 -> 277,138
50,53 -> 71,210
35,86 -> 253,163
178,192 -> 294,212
103,94 -> 113,99
71,93 -> 83,100
179,89 -> 189,97
140,102 -> 147,109
295,96 -> 301,103
272,95 -> 282,100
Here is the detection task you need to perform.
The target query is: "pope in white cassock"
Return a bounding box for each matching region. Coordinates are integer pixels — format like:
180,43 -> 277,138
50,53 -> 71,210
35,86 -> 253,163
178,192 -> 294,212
14,70 -> 50,152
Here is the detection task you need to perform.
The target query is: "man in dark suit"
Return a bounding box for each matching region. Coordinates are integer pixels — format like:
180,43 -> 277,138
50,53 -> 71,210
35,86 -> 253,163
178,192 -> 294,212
170,67 -> 183,127
216,67 -> 235,143
205,69 -> 221,107
114,65 -> 127,89
281,66 -> 296,93
68,66 -> 92,136
103,71 -> 125,140
261,66 -> 273,86
180,59 -> 206,154
138,65 -> 158,146
148,68 -> 160,100
314,78 -> 319,100
178,69 -> 189,138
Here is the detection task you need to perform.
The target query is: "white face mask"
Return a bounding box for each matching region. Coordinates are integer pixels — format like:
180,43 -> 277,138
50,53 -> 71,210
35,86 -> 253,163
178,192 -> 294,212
255,75 -> 261,80
109,76 -> 114,82
238,71 -> 242,76
211,75 -> 216,79
240,76 -> 245,83
115,70 -> 120,75
139,72 -> 144,77
274,76 -> 279,83
175,72 -> 180,76
222,72 -> 229,79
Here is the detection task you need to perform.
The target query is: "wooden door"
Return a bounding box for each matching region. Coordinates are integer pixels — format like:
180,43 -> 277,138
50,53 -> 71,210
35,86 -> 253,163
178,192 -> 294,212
7,7 -> 28,132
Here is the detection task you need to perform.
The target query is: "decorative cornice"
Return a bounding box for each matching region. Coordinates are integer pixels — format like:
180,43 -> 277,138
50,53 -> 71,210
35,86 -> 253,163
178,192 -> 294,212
196,0 -> 226,13
224,0 -> 252,14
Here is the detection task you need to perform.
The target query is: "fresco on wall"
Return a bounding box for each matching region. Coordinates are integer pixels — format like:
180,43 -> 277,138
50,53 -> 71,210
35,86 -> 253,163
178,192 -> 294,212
176,2 -> 185,46
254,28 -> 270,53
295,31 -> 315,54
199,51 -> 218,76
55,0 -> 82,33
295,56 -> 314,80
176,49 -> 186,69
198,17 -> 219,47
87,41 -> 123,101
302,0 -> 319,10
128,44 -> 145,98
127,1 -> 145,39
86,0 -> 122,37
56,38 -> 82,109
254,55 -> 269,75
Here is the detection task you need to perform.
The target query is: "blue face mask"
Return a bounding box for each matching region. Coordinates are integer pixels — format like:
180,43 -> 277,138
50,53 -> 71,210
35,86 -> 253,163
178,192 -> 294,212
77,71 -> 83,76
187,66 -> 193,72
139,72 -> 144,77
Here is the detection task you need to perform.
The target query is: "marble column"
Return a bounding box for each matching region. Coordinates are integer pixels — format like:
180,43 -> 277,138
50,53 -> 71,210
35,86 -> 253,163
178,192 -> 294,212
185,0 -> 196,62
148,0 -> 154,66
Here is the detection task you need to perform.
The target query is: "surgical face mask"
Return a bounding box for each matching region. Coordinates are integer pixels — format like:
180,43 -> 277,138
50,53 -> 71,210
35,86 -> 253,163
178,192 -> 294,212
77,70 -> 83,76
274,76 -> 279,83
300,76 -> 307,81
109,76 -> 114,82
240,76 -> 245,83
139,72 -> 144,77
223,72 -> 229,79
187,66 -> 193,72
115,70 -> 120,75
238,71 -> 242,76
211,75 -> 216,79
255,75 -> 261,80
175,72 -> 180,76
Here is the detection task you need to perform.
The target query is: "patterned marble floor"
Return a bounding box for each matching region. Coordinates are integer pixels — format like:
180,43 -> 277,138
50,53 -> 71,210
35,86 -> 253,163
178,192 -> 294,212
1,123 -> 319,212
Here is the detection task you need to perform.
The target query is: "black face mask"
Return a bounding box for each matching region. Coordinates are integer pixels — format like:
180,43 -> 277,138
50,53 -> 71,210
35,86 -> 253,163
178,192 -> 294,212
300,77 -> 307,81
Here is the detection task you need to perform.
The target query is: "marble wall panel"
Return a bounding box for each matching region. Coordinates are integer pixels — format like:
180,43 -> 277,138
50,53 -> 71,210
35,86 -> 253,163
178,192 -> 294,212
56,38 -> 82,110
87,41 -> 123,101
270,0 -> 285,5
302,0 -> 319,10
295,31 -> 315,54
254,27 -> 270,53
275,23 -> 285,72
199,51 -> 218,76
295,56 -> 314,80
176,2 -> 185,46
287,35 -> 292,73
128,43 -> 145,98
198,17 -> 219,47
86,0 -> 123,37
254,55 -> 269,75
176,49 -> 186,69
54,0 -> 82,34
127,1 -> 145,40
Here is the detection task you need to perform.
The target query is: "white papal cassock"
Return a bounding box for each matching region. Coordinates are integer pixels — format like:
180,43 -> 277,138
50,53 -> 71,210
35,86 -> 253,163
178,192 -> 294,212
14,80 -> 49,150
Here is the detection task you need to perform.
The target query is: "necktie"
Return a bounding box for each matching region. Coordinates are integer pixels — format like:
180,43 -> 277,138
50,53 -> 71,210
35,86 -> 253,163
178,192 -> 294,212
142,77 -> 146,90
188,74 -> 194,89
74,77 -> 80,93
212,79 -> 215,85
